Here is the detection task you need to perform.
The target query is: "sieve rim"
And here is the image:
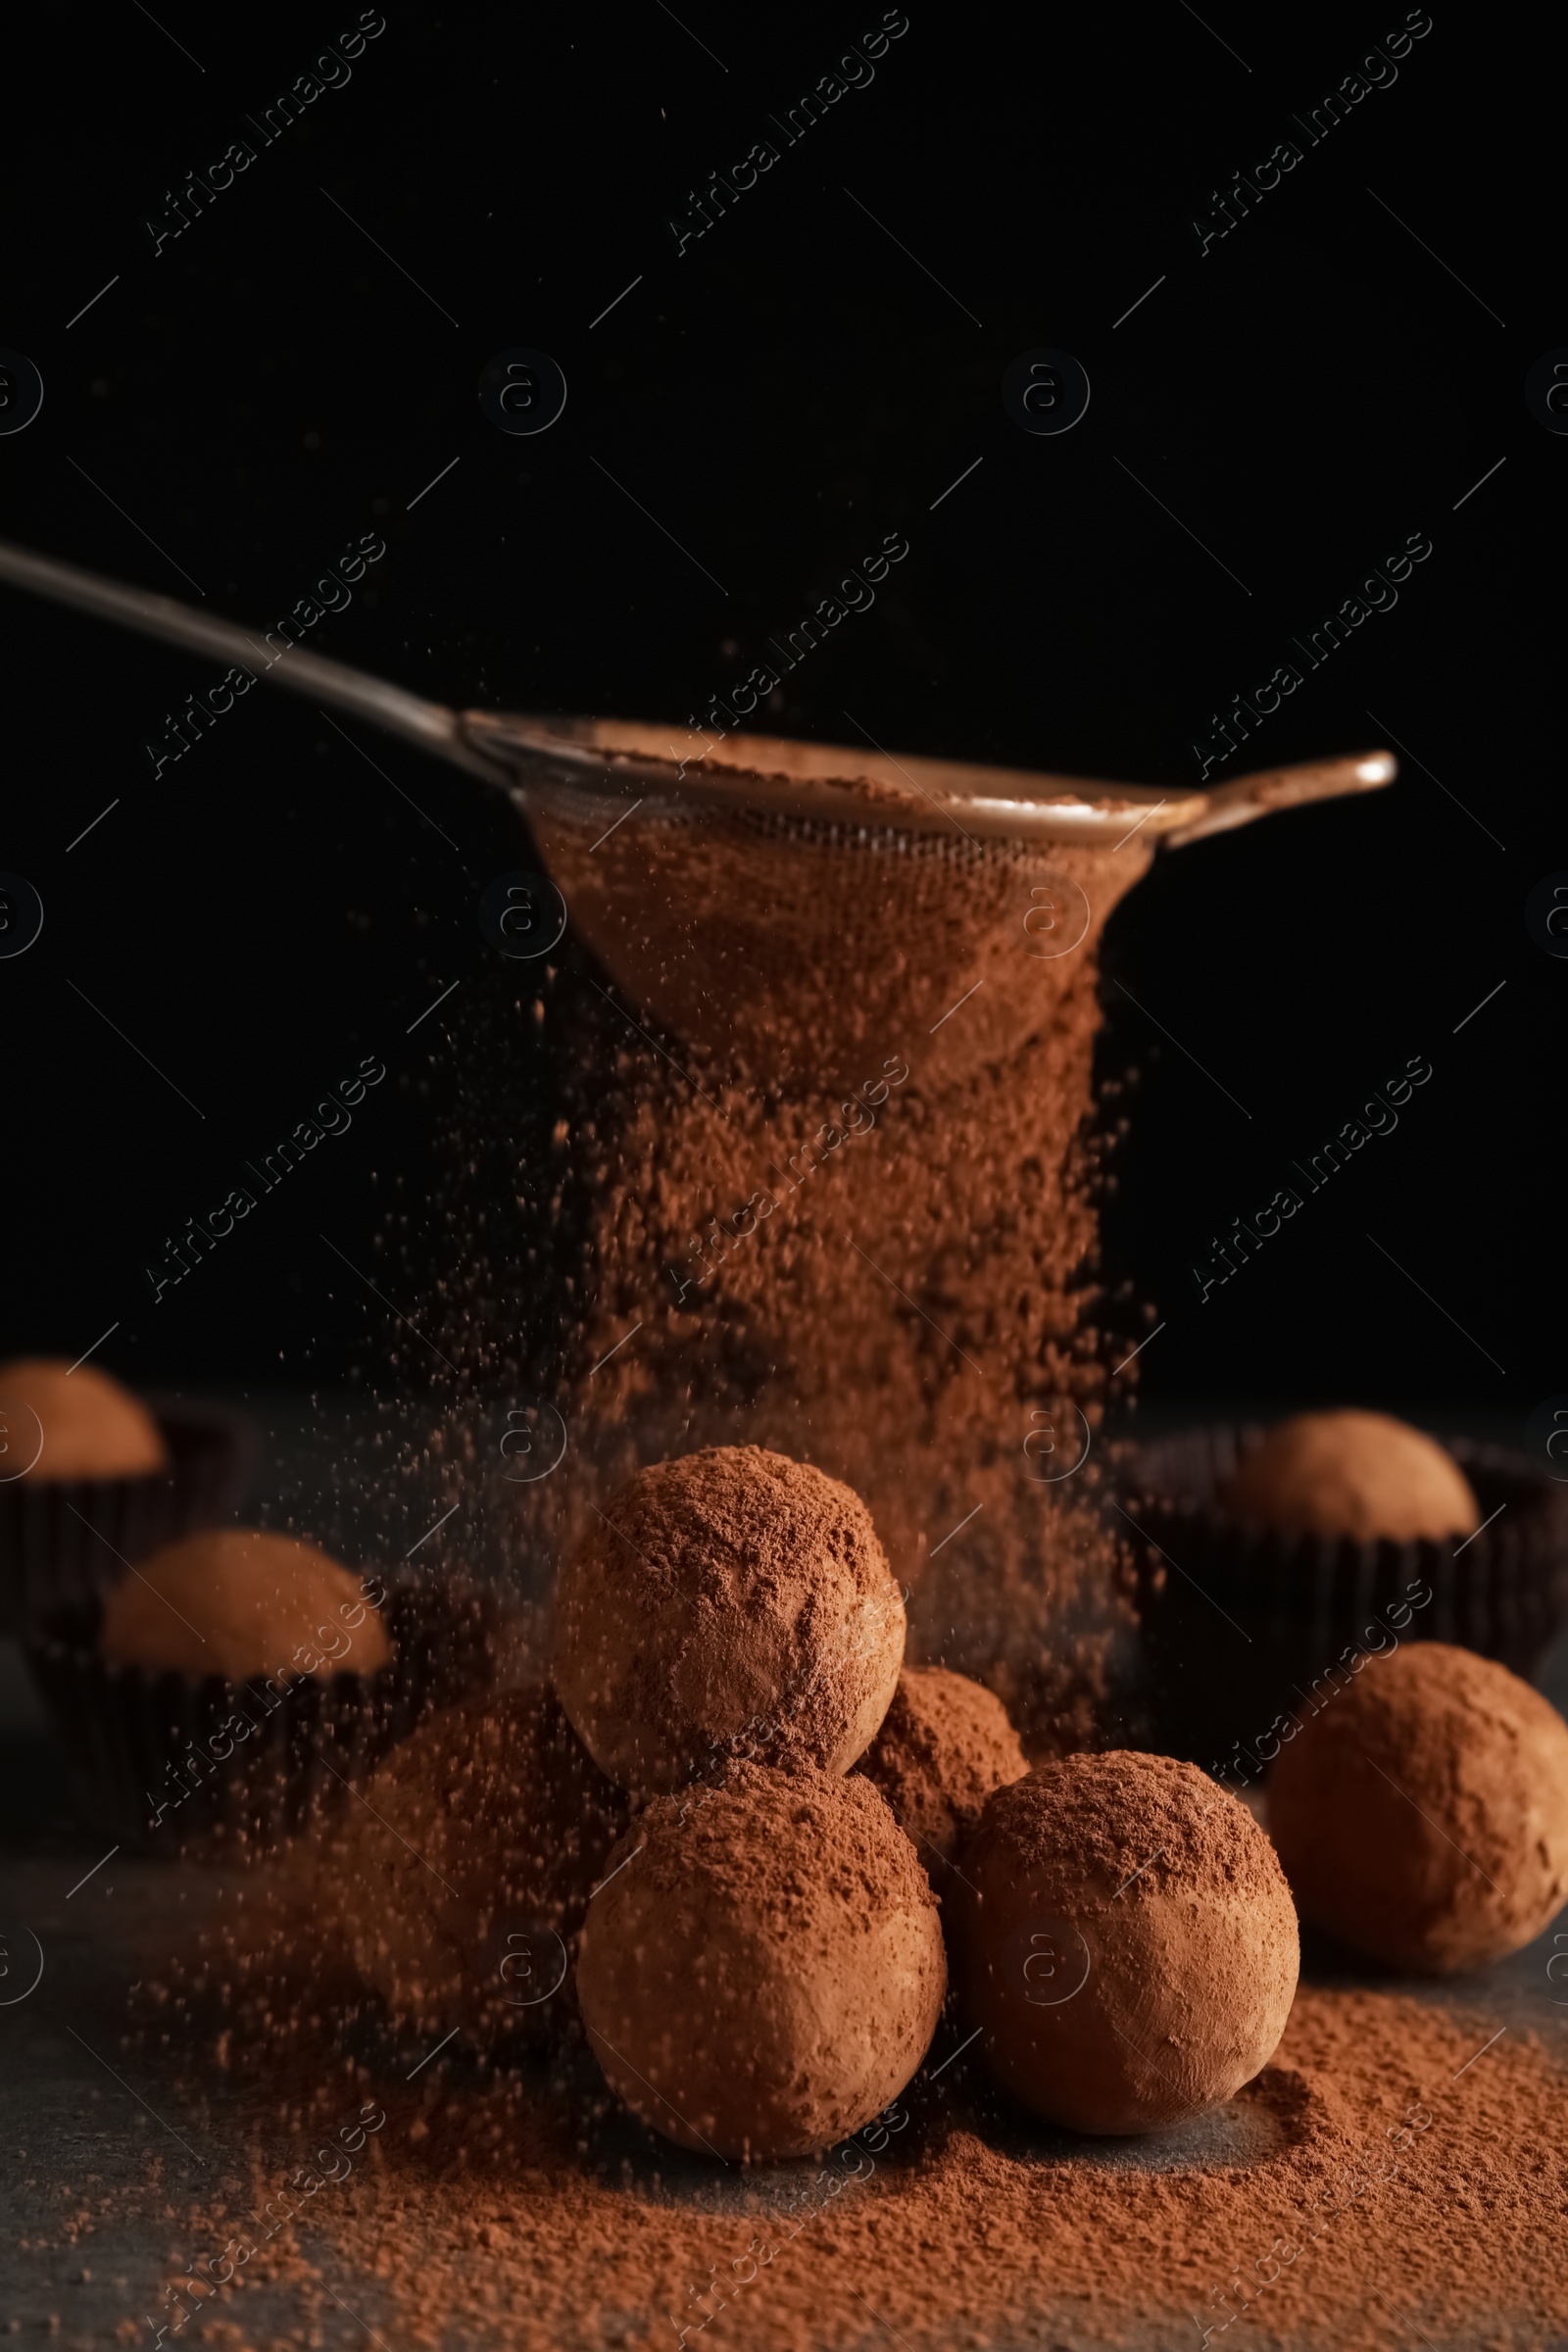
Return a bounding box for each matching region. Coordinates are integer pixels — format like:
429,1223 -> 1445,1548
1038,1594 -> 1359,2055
464,710 -> 1396,849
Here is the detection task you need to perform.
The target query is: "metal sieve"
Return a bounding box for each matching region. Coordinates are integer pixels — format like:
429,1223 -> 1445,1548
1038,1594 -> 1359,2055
0,537 -> 1396,1071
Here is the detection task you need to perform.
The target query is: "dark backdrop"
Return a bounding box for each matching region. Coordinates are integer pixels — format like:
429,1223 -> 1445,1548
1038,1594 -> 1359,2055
0,4 -> 1557,1441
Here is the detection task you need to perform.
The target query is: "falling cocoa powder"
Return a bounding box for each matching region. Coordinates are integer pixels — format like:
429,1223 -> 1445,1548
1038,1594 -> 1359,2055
522,799 -> 1158,1752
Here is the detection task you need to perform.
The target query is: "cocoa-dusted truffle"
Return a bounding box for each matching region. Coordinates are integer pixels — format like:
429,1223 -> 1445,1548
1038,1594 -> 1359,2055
858,1666 -> 1027,1862
576,1762 -> 945,2159
554,1446 -> 905,1790
956,1752 -> 1298,2134
0,1356 -> 167,1482
1268,1641 -> 1568,1974
99,1528 -> 392,1679
1218,1409 -> 1478,1543
324,1686 -> 626,2035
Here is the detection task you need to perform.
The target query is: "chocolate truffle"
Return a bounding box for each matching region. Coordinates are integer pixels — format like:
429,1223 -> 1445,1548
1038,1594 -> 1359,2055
576,1762 -> 946,2159
0,1356 -> 167,1482
554,1446 -> 905,1790
1268,1641 -> 1568,1973
327,1685 -> 626,2034
858,1666 -> 1027,1862
1218,1409 -> 1479,1543
956,1752 -> 1298,2134
99,1527 -> 392,1680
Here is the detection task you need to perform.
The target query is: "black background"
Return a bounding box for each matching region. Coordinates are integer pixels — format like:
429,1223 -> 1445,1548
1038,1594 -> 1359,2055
0,2 -> 1556,1436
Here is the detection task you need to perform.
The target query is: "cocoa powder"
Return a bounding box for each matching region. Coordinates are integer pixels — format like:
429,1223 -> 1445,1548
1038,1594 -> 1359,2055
142,1923 -> 1568,2350
532,809 -> 1157,1753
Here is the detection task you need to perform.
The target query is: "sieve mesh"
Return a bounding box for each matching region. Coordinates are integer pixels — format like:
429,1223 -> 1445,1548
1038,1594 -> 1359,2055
529,786 -> 1152,1088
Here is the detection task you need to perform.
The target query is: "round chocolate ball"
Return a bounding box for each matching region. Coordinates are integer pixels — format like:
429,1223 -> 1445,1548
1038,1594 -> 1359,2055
554,1446 -> 906,1791
1218,1409 -> 1478,1543
956,1752 -> 1298,2134
576,1762 -> 946,2159
0,1355 -> 167,1483
858,1665 -> 1028,1863
100,1527 -> 392,1680
327,1685 -> 625,2036
1268,1642 -> 1568,1973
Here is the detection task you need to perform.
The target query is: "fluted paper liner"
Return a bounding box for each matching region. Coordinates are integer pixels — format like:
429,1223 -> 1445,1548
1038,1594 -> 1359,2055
0,1398 -> 259,1633
25,1577 -> 499,1856
1119,1427 -> 1568,1770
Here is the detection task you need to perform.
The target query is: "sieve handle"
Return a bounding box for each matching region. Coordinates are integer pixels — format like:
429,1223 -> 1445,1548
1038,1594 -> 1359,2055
0,535 -> 514,787
0,535 -> 1399,848
1163,752 -> 1397,848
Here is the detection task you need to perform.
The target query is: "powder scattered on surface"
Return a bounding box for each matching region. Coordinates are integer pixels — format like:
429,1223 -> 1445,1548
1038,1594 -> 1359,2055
143,1917 -> 1568,2352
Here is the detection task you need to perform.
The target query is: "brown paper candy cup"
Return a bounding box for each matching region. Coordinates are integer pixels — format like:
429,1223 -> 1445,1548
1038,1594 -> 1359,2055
1120,1426 -> 1568,1770
0,1397 -> 260,1634
24,1577 -> 500,1857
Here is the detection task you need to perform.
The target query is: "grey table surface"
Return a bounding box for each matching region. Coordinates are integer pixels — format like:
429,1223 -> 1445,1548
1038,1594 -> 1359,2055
4,1393 -> 1566,2351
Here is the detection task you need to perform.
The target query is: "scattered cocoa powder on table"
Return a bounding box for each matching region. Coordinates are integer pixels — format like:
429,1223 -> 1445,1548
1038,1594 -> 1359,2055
153,1961 -> 1568,2351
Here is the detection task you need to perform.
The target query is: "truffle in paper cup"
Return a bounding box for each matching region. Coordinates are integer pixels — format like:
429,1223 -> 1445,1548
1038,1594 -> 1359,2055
24,1575 -> 499,1856
1122,1424 -> 1568,1771
0,1377 -> 258,1633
